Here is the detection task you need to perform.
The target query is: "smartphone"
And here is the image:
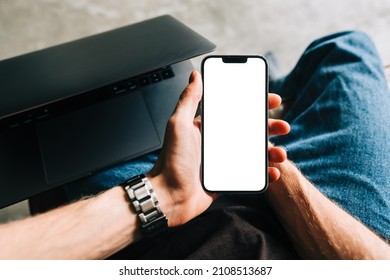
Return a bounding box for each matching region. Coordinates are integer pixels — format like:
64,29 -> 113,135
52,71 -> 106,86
201,55 -> 268,192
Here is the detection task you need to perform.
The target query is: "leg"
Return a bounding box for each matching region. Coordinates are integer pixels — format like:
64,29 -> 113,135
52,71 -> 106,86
62,151 -> 159,201
271,31 -> 390,240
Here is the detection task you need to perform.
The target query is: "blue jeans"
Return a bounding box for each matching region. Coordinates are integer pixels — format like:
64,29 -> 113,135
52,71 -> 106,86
270,31 -> 390,240
65,31 -> 390,241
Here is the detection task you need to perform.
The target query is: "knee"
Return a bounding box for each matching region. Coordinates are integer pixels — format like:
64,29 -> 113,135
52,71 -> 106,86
320,31 -> 375,50
342,30 -> 372,43
314,30 -> 371,44
305,30 -> 379,65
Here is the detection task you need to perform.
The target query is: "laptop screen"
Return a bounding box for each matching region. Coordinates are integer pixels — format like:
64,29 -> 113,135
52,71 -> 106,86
0,15 -> 216,122
0,15 -> 215,209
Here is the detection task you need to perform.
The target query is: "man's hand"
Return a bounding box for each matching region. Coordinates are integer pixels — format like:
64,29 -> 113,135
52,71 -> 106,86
148,71 -> 213,227
268,93 -> 290,181
148,71 -> 290,227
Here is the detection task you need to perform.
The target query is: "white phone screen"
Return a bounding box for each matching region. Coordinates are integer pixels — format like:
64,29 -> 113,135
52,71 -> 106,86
202,56 -> 267,192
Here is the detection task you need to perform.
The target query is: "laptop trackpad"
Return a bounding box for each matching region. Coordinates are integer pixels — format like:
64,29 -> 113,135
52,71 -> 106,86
37,92 -> 161,185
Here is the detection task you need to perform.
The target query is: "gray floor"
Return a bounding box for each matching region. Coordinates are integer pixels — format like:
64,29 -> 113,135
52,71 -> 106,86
1,0 -> 390,222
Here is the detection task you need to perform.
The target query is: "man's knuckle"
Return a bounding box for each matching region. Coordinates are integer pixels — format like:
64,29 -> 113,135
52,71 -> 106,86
168,116 -> 177,127
181,87 -> 199,103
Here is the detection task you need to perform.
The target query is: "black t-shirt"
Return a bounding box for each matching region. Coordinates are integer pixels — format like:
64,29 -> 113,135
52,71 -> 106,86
109,195 -> 299,260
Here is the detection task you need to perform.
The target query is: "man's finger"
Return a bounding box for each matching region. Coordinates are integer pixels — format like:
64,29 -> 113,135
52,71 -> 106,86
269,119 -> 290,136
269,93 -> 282,110
269,146 -> 287,163
173,71 -> 202,121
268,167 -> 281,182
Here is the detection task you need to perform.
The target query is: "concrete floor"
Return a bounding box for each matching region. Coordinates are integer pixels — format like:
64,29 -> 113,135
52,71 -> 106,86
1,0 -> 390,222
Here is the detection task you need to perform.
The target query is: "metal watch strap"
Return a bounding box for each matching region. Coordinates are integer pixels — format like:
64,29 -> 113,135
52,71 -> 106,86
121,174 -> 168,237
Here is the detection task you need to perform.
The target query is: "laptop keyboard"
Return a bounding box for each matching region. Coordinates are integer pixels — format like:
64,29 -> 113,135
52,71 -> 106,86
0,66 -> 175,131
112,66 -> 175,95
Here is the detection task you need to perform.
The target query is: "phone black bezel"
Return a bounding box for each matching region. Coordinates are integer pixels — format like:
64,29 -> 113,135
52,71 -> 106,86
200,55 -> 269,194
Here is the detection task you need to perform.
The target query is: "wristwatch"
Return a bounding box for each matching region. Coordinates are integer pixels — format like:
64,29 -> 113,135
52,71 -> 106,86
121,174 -> 168,237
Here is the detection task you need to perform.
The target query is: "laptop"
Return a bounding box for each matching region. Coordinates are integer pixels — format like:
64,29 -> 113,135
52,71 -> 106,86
0,15 -> 216,208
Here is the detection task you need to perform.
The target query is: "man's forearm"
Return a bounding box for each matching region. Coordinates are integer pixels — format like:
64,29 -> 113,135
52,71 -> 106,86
267,160 -> 390,259
0,186 -> 140,259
